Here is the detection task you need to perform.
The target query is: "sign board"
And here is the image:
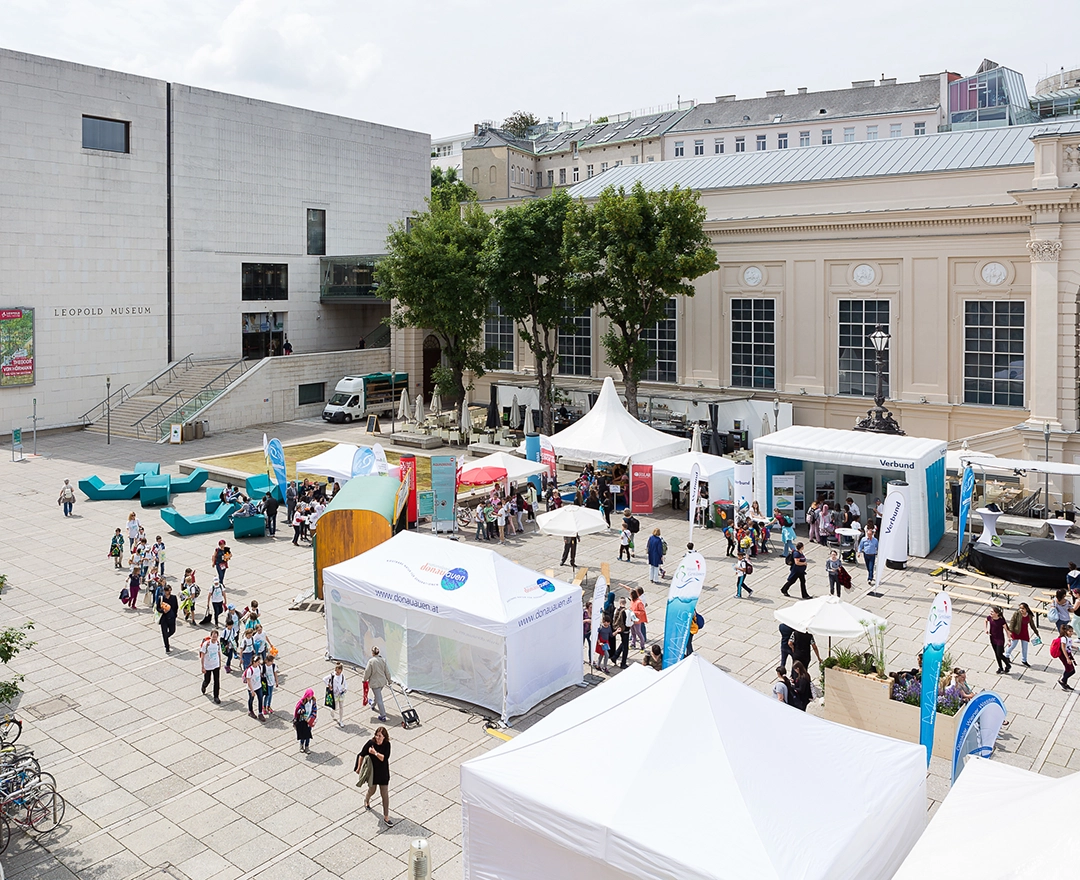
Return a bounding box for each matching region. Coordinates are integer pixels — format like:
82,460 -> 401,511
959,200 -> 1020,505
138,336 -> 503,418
630,464 -> 653,514
417,490 -> 435,519
772,475 -> 796,520
169,423 -> 183,444
785,470 -> 806,524
814,468 -> 837,506
11,427 -> 21,449
431,456 -> 458,530
366,415 -> 380,433
0,308 -> 34,387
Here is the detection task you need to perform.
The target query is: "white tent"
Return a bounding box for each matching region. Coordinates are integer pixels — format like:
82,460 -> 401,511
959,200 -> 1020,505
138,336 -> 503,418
549,377 -> 688,464
463,451 -> 548,486
461,655 -> 926,880
651,451 -> 736,484
323,532 -> 582,721
893,757 -> 1061,879
296,443 -> 399,483
753,426 -> 947,557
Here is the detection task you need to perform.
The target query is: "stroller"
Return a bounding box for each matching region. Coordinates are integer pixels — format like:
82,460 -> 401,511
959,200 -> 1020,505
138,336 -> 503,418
837,530 -> 859,564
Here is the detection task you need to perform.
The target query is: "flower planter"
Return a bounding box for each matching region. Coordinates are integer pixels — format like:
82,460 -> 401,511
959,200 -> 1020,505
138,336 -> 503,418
823,667 -> 959,760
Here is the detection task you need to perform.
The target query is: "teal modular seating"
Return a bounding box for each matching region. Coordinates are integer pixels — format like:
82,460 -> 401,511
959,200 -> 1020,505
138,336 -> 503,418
245,474 -> 284,503
79,475 -> 144,501
160,502 -> 239,536
139,474 -> 172,507
233,514 -> 267,538
121,462 -> 160,484
206,486 -> 228,514
172,468 -> 209,493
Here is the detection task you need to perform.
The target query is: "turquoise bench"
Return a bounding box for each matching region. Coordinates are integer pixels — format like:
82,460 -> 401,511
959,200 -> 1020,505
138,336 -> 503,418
79,475 -> 144,501
139,474 -> 172,508
245,474 -> 284,503
172,468 -> 208,494
121,462 -> 160,484
205,486 -> 239,513
233,514 -> 266,538
160,502 -> 239,536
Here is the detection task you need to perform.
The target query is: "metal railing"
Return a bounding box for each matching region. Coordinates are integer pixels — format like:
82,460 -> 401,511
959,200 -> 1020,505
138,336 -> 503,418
78,384 -> 131,426
131,390 -> 186,439
151,357 -> 252,440
148,354 -> 194,394
366,323 -> 391,349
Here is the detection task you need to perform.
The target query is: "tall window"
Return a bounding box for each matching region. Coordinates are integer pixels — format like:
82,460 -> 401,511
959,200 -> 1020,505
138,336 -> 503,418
890,123 -> 902,138
630,155 -> 638,164
799,131 -> 810,147
821,129 -> 833,145
559,168 -> 566,185
777,133 -> 788,149
838,300 -> 890,397
866,125 -> 878,140
756,135 -> 767,151
485,300 -> 515,370
642,298 -> 677,383
735,137 -> 745,152
694,139 -> 704,155
674,141 -> 685,157
306,209 -> 326,256
600,162 -> 608,173
573,166 -> 580,181
547,169 -> 554,187
914,122 -> 926,135
964,301 -> 1025,407
242,263 -> 288,301
586,164 -> 594,178
82,115 -> 129,152
558,313 -> 592,376
731,299 -> 775,389
714,138 -> 724,154
843,127 -> 855,143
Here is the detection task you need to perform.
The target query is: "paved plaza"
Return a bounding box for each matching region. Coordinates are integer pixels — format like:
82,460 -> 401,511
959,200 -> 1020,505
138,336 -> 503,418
1,420 -> 1078,879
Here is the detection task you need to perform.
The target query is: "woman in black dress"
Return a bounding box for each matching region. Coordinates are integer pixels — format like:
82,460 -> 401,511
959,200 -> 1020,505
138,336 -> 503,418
362,726 -> 394,825
790,661 -> 813,711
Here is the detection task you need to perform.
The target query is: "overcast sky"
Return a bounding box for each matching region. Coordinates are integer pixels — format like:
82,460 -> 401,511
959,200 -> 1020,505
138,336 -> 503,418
3,0 -> 1078,138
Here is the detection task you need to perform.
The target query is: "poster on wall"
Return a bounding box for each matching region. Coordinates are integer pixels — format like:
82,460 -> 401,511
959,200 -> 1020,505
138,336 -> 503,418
814,469 -> 837,506
785,470 -> 806,524
0,308 -> 34,387
772,475 -> 796,521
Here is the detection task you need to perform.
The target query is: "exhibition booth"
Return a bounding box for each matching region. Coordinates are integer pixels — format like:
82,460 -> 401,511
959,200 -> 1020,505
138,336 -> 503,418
323,532 -> 582,721
461,656 -> 927,880
296,443 -> 401,484
752,426 -> 947,557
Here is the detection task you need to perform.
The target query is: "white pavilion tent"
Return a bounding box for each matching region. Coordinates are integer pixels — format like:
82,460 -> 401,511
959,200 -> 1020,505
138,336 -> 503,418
549,376 -> 687,464
461,655 -> 926,880
323,532 -> 582,721
296,443 -> 400,484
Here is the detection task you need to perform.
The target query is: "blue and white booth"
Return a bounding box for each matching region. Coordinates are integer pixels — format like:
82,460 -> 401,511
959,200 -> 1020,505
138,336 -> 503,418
752,427 -> 947,557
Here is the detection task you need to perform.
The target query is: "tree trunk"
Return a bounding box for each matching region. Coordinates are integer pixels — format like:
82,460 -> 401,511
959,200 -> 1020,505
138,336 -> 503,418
622,369 -> 639,420
537,364 -> 553,435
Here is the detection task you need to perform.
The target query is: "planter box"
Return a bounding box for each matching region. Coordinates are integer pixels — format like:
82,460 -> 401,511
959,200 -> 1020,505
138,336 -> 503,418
823,666 -> 959,760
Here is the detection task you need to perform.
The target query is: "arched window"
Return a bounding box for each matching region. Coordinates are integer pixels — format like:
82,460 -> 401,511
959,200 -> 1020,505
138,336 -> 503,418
489,165 -> 497,183
472,166 -> 479,184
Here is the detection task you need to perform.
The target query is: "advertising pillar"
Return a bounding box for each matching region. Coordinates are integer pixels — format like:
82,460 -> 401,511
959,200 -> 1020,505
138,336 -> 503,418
882,480 -> 910,570
524,433 -> 542,495
399,454 -> 418,526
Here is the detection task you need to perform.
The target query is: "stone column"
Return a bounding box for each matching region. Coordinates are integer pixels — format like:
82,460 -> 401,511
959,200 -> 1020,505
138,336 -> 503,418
1025,237 -> 1062,427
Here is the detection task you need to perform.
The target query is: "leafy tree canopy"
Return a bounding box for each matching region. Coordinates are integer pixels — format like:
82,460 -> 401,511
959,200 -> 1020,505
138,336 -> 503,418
430,165 -> 475,212
502,111 -> 540,138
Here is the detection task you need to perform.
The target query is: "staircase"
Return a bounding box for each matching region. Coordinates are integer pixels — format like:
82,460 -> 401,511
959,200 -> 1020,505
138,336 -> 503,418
83,357 -> 251,441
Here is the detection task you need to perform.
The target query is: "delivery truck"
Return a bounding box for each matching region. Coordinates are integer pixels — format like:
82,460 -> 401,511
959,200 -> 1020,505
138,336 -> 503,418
322,372 -> 407,423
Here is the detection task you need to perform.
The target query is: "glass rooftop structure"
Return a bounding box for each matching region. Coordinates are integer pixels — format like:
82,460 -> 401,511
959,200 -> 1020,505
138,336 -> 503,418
948,63 -> 1038,129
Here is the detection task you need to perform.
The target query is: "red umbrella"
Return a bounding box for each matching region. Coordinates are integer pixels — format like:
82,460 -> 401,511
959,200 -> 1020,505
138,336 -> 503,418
459,466 -> 508,486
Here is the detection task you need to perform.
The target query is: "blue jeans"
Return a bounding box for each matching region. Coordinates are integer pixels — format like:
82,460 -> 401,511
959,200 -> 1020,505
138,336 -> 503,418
248,689 -> 264,715
1004,639 -> 1029,663
783,539 -> 795,556
736,574 -> 746,597
475,520 -> 485,540
62,502 -> 73,516
864,554 -> 876,582
264,684 -> 274,710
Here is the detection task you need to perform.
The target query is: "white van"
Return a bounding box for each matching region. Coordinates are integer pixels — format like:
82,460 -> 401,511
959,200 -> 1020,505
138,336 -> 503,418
322,372 -> 407,424
322,377 -> 366,423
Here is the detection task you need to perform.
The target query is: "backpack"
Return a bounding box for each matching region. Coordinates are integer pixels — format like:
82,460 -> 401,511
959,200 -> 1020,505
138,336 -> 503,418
625,516 -> 640,534
1051,637 -> 1063,659
785,552 -> 794,567
119,588 -> 130,603
808,508 -> 819,524
743,561 -> 754,575
690,612 -> 704,635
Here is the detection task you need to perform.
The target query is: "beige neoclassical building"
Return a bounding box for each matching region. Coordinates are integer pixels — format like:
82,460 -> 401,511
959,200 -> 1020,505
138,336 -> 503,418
471,120 -> 1080,498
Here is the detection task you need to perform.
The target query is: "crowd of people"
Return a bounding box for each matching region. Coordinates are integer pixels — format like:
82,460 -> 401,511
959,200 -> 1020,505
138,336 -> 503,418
468,483 -> 538,543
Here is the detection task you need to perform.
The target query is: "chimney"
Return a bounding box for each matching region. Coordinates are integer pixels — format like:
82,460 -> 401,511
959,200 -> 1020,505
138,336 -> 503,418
765,89 -> 785,98
851,80 -> 875,89
715,95 -> 736,103
880,77 -> 897,86
797,87 -> 807,95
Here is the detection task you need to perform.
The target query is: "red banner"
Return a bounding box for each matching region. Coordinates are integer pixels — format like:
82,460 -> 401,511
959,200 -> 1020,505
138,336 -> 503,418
399,455 -> 418,523
630,464 -> 653,514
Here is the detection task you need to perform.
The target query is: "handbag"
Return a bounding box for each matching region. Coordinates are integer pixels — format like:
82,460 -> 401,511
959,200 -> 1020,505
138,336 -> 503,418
324,686 -> 336,709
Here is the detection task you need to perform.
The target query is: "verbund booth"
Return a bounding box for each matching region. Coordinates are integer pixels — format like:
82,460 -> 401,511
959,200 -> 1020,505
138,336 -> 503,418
753,427 -> 947,557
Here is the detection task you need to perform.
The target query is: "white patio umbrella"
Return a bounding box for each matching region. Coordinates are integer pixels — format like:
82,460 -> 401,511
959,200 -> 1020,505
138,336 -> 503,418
691,424 -> 702,453
460,402 -> 473,435
431,388 -> 442,415
536,506 -> 610,538
774,595 -> 887,640
761,412 -> 772,437
414,393 -> 425,424
398,388 -> 410,422
524,406 -> 535,435
509,394 -> 521,429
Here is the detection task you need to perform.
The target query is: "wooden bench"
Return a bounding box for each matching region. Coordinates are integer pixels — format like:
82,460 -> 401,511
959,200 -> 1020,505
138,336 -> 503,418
927,586 -> 994,607
937,563 -> 1007,588
932,578 -> 1017,603
572,567 -> 589,589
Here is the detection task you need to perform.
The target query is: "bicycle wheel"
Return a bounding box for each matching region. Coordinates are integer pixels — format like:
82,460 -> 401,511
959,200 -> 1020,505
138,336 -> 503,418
0,813 -> 10,854
0,718 -> 22,746
27,789 -> 64,834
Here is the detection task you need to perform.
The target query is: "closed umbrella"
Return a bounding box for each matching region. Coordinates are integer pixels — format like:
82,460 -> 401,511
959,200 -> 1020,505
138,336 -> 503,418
415,393 -> 425,425
487,384 -> 500,429
761,412 -> 772,437
459,465 -> 508,486
524,406 -> 535,435
398,388 -> 410,422
461,403 -> 472,436
509,394 -> 521,429
691,424 -> 702,453
536,506 -> 610,537
431,388 -> 442,415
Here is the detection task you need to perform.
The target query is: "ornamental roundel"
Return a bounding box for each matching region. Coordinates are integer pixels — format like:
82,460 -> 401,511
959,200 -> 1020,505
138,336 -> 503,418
852,264 -> 876,286
980,262 -> 1008,286
742,266 -> 763,287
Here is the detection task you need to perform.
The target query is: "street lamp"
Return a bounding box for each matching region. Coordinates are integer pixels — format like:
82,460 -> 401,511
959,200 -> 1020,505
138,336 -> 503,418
106,376 -> 111,445
853,325 -> 905,435
1044,421 -> 1051,519
773,397 -> 780,432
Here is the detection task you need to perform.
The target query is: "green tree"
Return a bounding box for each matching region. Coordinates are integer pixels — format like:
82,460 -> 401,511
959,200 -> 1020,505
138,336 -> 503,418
502,111 -> 539,138
430,166 -> 475,211
377,199 -> 499,416
482,190 -> 581,434
566,182 -> 718,415
0,575 -> 34,706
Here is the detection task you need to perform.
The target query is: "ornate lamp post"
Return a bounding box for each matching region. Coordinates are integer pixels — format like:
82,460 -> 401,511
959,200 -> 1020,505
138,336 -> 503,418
853,325 -> 904,435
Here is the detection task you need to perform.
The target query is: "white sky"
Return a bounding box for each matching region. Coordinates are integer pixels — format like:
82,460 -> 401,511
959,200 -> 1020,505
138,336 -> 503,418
3,0 -> 1078,138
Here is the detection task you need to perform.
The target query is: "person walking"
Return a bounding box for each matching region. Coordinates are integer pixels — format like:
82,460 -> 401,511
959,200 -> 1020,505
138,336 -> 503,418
788,628 -> 822,671
647,529 -> 664,584
208,579 -> 227,627
561,535 -> 578,568
618,523 -> 632,562
363,646 -> 391,722
807,501 -> 821,545
790,661 -> 813,711
857,528 -> 879,584
986,606 -> 1012,674
286,481 -> 298,525
126,512 -> 141,551
221,608 -> 240,674
125,566 -> 141,609
1056,624 -> 1076,691
1005,603 -> 1038,668
778,623 -> 794,673
262,492 -> 280,537
1050,589 -> 1072,635
325,663 -> 348,728
109,528 -> 125,569
239,627 -> 255,672
473,505 -> 486,542
158,585 -> 179,654
294,689 -> 317,752
628,589 -> 647,650
244,656 -> 266,721
734,551 -> 753,598
781,542 -> 811,599
612,598 -> 630,669
595,614 -> 612,673
199,629 -> 222,703
825,550 -> 842,597
58,479 -> 76,516
262,654 -> 278,713
583,600 -> 593,665
496,503 -> 508,544
670,475 -> 682,510
361,726 -> 394,826
212,540 -> 230,587
152,536 -> 166,578
780,516 -> 796,558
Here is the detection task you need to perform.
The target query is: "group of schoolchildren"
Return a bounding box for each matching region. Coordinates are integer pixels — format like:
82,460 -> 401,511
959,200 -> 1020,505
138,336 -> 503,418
287,479 -> 339,546
470,485 -> 537,543
112,513 -> 168,610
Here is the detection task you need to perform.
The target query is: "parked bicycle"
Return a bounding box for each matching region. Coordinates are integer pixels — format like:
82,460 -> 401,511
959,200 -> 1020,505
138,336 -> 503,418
0,779 -> 65,852
0,717 -> 21,747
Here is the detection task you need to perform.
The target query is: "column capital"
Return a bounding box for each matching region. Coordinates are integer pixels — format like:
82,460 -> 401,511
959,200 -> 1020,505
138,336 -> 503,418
1027,239 -> 1062,263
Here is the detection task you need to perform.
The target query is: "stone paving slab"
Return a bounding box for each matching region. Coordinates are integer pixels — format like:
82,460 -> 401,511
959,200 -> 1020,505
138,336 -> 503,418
2,419 -> 1079,878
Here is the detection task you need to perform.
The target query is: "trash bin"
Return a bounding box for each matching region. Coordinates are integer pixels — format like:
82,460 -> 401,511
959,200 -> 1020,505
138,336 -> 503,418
182,422 -> 195,442
201,419 -> 210,437
193,420 -> 204,440
713,500 -> 734,530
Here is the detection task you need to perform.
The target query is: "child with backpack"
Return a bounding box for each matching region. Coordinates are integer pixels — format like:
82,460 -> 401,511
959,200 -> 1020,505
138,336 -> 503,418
1052,624 -> 1076,691
109,528 -> 124,569
734,552 -> 754,598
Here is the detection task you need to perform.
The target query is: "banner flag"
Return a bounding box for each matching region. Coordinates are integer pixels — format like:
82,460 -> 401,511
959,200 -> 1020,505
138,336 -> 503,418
951,691 -> 1007,784
662,551 -> 707,669
957,466 -> 974,557
265,438 -> 288,499
920,591 -> 953,765
733,463 -> 752,513
630,465 -> 653,514
687,463 -> 701,542
351,446 -> 376,478
590,575 -> 607,668
372,443 -> 390,476
539,435 -> 557,480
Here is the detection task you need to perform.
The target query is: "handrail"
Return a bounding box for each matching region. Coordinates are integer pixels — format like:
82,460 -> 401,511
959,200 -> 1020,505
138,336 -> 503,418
131,390 -> 186,439
78,384 -> 131,425
149,353 -> 195,394
152,356 -> 252,440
